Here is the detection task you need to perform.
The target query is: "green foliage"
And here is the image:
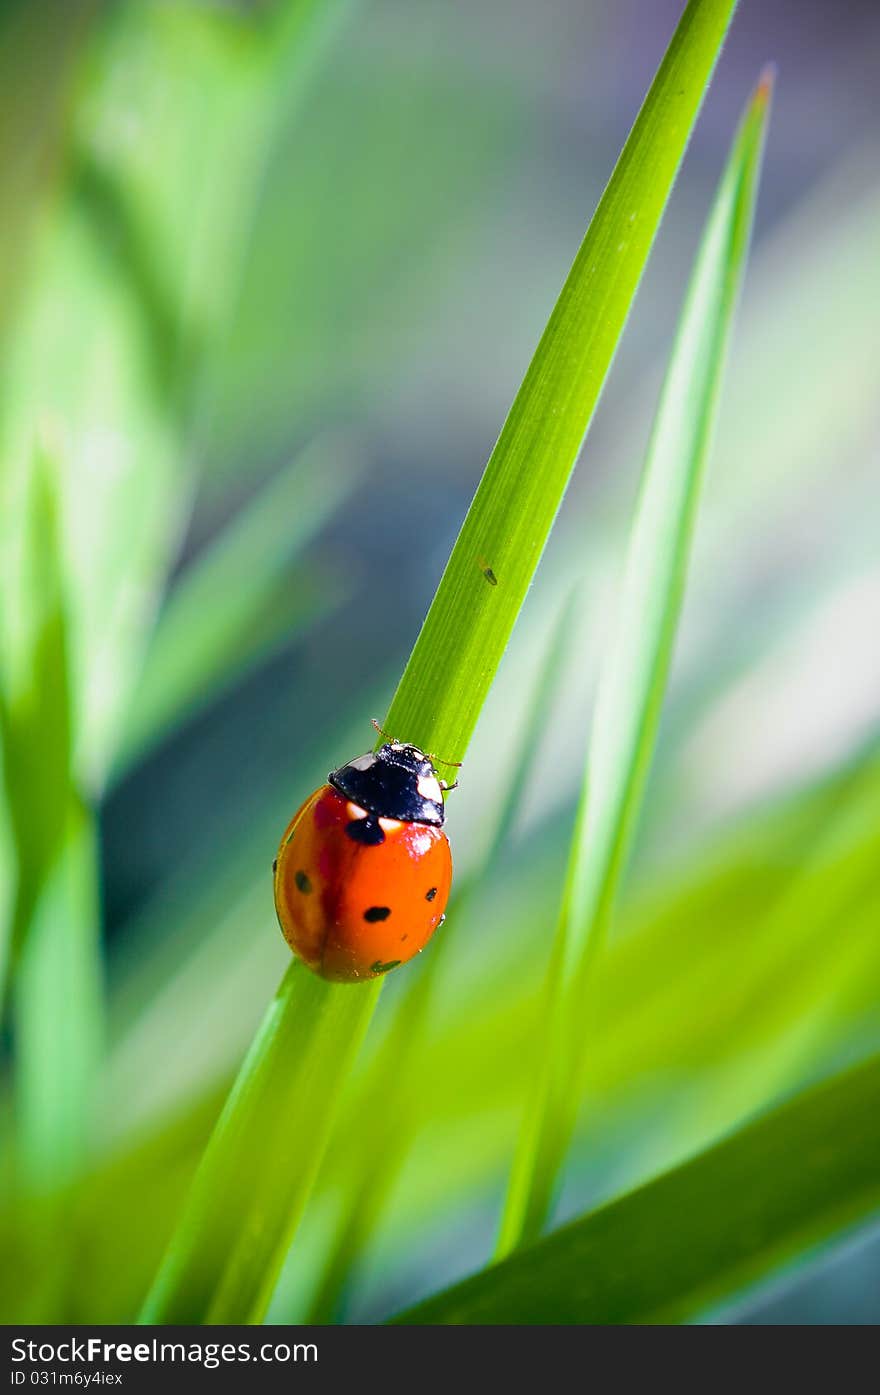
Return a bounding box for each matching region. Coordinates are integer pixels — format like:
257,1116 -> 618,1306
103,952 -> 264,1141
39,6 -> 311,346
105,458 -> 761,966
395,1051 -> 880,1323
13,803 -> 102,1196
497,69 -> 773,1256
0,460 -> 72,968
0,0 -> 877,1334
137,0 -> 741,1325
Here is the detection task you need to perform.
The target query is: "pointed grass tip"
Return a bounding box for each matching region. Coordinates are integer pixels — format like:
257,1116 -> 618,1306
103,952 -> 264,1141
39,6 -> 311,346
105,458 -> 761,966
754,63 -> 777,106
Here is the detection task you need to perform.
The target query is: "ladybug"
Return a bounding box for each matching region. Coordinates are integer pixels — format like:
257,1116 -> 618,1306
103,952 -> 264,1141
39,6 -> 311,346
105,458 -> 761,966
273,730 -> 457,983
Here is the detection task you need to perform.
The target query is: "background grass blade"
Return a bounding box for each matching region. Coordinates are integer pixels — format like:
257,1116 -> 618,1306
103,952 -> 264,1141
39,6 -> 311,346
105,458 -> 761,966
115,435 -> 358,772
395,1052 -> 880,1324
0,458 -> 72,973
0,457 -> 102,1315
497,70 -> 773,1256
380,0 -> 739,765
138,0 -> 738,1324
13,800 -> 102,1197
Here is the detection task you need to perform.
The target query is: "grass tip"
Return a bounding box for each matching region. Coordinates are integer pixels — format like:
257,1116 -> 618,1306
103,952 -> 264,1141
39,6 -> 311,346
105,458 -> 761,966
754,62 -> 777,104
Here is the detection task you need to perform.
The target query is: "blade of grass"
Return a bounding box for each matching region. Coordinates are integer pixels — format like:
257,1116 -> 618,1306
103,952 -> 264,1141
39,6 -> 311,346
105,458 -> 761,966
13,799 -> 102,1196
298,595 -> 575,1323
139,0 -> 738,1323
0,454 -> 102,1228
395,1050 -> 880,1324
381,0 -> 740,766
497,69 -> 774,1256
0,750 -> 11,995
114,435 -> 359,773
0,457 -> 73,974
138,962 -> 379,1324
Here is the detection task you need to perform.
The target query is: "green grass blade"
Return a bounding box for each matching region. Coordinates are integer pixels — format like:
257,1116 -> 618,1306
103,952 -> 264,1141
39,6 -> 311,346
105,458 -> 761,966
298,597 -> 575,1323
381,0 -> 740,765
395,1051 -> 880,1324
496,70 -> 773,1258
0,457 -> 102,1221
139,963 -> 379,1324
139,0 -> 737,1324
13,801 -> 102,1198
0,458 -> 73,970
0,756 -> 12,994
115,436 -> 358,772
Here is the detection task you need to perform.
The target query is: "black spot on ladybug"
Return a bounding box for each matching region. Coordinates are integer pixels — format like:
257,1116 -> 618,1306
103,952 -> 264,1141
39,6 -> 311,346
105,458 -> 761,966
345,815 -> 385,845
425,886 -> 437,901
364,905 -> 391,922
371,959 -> 401,975
295,870 -> 312,894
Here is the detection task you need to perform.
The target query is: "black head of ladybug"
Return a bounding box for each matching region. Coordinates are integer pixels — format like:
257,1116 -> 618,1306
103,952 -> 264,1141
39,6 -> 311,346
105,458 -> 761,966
329,742 -> 446,826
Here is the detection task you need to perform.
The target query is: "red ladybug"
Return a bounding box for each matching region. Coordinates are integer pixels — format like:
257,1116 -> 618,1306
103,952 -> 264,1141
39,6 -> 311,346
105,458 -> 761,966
273,736 -> 456,982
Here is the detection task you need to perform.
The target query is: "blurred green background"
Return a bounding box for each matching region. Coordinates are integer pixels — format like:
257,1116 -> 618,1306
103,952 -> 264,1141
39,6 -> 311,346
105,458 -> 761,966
0,0 -> 878,1325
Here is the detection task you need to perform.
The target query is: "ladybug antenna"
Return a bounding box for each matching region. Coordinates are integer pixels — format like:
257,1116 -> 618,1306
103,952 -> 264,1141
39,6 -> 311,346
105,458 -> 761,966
428,750 -> 463,770
371,718 -> 462,771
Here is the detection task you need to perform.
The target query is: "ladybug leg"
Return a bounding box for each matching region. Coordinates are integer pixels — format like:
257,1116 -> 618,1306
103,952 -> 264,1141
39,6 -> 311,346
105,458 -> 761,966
439,778 -> 458,793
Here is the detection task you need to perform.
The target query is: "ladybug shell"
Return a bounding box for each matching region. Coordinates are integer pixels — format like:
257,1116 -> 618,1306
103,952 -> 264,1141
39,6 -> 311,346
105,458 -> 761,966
274,785 -> 452,982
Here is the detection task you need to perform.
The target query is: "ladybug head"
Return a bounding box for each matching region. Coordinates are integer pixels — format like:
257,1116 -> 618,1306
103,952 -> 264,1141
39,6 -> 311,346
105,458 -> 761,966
329,741 -> 445,826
